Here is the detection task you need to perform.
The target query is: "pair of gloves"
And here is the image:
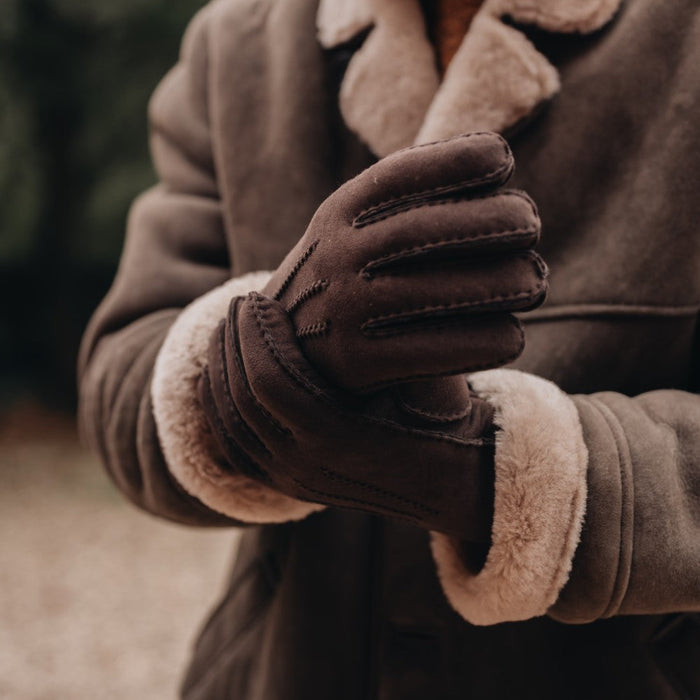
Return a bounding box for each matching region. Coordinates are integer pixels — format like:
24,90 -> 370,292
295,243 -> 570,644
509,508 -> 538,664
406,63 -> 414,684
197,133 -> 548,545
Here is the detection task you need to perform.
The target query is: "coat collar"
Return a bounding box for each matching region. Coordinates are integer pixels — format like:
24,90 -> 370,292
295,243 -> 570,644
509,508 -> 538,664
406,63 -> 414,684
317,0 -> 623,156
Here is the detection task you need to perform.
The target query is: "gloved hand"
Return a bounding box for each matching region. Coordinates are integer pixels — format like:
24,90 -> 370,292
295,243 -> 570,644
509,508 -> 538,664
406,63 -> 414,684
261,132 -> 546,392
197,133 -> 548,541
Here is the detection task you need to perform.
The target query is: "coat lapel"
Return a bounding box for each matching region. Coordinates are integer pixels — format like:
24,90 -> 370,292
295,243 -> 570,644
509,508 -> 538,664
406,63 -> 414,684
317,0 -> 623,156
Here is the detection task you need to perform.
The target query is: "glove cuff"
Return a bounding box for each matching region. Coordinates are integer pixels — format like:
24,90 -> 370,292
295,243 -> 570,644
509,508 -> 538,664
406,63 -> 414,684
430,369 -> 587,625
152,271 -> 325,523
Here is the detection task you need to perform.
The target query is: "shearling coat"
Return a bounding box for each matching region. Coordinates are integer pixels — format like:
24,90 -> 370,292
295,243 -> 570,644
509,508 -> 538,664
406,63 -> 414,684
78,0 -> 700,697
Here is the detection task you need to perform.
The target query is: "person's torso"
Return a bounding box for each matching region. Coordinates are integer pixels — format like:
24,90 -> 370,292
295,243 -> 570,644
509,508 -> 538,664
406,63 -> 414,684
181,0 -> 700,697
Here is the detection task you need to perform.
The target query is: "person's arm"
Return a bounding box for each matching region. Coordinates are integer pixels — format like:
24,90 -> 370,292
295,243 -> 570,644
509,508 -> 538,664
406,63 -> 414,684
430,362 -> 700,625
78,5 -> 316,526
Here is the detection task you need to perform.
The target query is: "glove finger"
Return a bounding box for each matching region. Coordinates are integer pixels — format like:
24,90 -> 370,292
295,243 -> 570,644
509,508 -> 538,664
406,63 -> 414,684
359,251 -> 548,333
310,314 -> 525,392
197,360 -> 269,480
354,190 -> 540,272
200,314 -> 275,462
221,296 -> 312,446
232,294 -> 497,542
320,132 -> 513,224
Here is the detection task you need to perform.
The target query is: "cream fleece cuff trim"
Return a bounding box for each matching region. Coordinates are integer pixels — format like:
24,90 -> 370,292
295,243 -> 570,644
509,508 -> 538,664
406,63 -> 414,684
415,13 -> 560,145
151,271 -> 325,523
431,369 -> 588,626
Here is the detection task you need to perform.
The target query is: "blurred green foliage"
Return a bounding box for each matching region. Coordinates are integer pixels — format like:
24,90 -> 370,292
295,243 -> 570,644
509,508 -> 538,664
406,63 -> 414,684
0,0 -> 206,408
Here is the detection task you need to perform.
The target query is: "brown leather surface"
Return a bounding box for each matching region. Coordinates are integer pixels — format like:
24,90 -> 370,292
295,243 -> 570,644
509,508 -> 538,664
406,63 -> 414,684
263,133 -> 546,392
197,134 -> 547,540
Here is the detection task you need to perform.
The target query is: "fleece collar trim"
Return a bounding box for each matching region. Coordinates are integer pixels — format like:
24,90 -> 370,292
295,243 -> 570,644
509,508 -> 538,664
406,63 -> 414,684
317,0 -> 623,156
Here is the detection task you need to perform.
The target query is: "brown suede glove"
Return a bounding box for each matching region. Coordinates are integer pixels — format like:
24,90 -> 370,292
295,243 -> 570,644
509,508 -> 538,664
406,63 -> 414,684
198,133 -> 548,541
263,132 -> 545,392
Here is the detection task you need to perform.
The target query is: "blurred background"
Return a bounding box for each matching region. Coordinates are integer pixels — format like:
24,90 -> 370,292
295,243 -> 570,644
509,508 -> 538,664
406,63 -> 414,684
0,1 -> 239,697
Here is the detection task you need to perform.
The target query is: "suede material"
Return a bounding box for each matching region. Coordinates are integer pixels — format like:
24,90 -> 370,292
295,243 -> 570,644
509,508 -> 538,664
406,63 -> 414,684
77,0 -> 700,697
551,390 -> 700,622
151,271 -> 326,524
199,291 -> 499,541
197,135 -> 547,540
259,133 -> 546,392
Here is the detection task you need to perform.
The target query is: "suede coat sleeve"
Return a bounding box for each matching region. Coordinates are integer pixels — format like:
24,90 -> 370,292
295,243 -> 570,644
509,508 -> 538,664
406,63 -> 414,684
551,385 -> 700,622
77,6 -> 246,526
430,362 -> 700,625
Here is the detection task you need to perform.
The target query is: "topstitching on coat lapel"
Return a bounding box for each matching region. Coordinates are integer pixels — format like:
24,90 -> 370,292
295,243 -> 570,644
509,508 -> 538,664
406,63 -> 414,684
317,0 -> 624,157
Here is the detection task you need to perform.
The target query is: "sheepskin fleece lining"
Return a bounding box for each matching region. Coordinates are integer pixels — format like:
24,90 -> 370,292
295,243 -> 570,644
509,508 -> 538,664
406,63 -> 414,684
415,13 -> 560,144
339,0 -> 440,156
431,369 -> 588,626
317,0 -> 373,47
317,0 -> 622,156
151,271 -> 325,523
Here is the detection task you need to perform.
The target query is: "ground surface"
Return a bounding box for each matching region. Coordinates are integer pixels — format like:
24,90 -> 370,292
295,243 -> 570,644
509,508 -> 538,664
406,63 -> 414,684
0,405 -> 237,700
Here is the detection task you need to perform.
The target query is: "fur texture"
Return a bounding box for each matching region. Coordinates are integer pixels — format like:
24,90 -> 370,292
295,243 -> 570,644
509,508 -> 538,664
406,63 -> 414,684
431,369 -> 588,625
151,271 -> 325,523
318,0 -> 622,156
317,0 -> 373,46
339,0 -> 439,156
416,13 -> 560,143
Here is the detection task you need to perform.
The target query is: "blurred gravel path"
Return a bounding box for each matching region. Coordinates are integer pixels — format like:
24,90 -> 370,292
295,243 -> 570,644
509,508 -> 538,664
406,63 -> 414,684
0,407 -> 238,700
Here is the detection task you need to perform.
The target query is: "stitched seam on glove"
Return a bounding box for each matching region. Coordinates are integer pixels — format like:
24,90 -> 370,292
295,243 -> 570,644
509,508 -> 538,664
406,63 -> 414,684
272,239 -> 320,300
286,279 -> 330,313
367,413 -> 495,446
361,226 -> 540,278
292,478 -> 432,523
248,292 -> 499,447
353,134 -> 513,226
296,321 -> 331,338
395,395 -> 473,423
229,298 -> 292,437
215,327 -> 273,456
403,131 -> 509,153
200,367 -> 270,482
355,318 -> 525,391
360,287 -> 546,334
317,465 -> 439,515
